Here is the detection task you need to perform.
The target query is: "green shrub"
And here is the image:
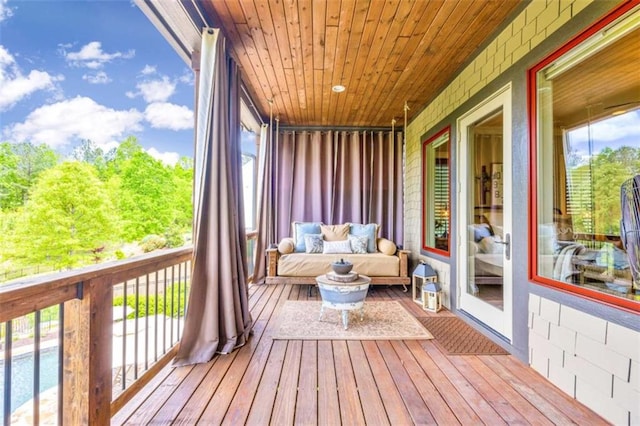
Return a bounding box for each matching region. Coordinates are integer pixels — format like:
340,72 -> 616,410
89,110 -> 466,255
112,282 -> 189,318
114,249 -> 126,260
140,234 -> 167,252
164,225 -> 185,248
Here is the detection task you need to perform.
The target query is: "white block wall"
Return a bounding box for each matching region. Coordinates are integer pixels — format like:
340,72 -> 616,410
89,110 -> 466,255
529,294 -> 640,425
404,0 -> 595,259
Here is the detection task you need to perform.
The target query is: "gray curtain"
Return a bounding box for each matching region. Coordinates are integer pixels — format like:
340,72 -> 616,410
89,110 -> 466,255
274,130 -> 404,243
174,29 -> 252,366
252,124 -> 274,284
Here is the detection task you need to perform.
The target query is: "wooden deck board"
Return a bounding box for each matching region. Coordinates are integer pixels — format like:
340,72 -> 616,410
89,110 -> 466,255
333,340 -> 367,424
346,340 -> 390,426
479,355 -> 576,425
465,356 -> 554,425
376,340 -> 435,424
447,355 -> 529,424
404,340 -> 482,425
390,340 -> 460,425
114,284 -> 609,426
241,339 -> 287,425
317,340 -> 341,425
148,360 -> 216,423
271,340 -> 303,425
295,340 -> 318,425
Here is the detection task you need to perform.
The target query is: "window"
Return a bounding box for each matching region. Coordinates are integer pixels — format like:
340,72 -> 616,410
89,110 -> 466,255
530,3 -> 640,311
422,127 -> 450,255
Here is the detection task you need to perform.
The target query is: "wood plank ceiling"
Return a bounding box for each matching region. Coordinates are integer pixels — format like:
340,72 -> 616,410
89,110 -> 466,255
200,0 -> 522,127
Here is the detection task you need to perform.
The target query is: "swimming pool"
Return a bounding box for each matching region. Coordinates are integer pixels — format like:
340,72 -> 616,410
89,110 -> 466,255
0,346 -> 59,417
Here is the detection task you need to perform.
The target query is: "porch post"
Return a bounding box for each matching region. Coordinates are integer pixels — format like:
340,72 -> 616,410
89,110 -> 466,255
63,277 -> 113,424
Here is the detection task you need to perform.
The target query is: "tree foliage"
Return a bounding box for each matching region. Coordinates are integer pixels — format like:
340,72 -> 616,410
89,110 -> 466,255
114,150 -> 177,241
10,161 -> 118,269
1,136 -> 194,277
0,142 -> 58,210
568,145 -> 640,235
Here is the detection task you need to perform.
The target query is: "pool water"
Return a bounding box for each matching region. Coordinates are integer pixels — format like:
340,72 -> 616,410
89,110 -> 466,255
0,346 -> 59,417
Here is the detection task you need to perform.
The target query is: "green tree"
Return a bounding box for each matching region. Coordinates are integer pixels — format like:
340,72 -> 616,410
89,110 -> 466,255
0,141 -> 58,210
592,146 -> 640,234
71,139 -> 107,178
104,136 -> 144,179
11,161 -> 118,269
171,156 -> 194,231
115,151 -> 176,241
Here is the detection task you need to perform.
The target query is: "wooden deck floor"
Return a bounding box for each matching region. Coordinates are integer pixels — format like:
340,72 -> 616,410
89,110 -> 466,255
112,284 -> 608,425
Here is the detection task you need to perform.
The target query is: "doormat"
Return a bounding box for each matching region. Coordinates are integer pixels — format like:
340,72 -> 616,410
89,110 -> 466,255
418,316 -> 508,355
273,301 -> 433,340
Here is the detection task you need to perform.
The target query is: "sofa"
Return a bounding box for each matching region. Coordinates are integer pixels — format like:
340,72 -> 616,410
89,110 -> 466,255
266,222 -> 410,289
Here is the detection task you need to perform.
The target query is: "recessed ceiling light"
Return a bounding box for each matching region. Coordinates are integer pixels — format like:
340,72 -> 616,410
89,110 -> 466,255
332,85 -> 345,93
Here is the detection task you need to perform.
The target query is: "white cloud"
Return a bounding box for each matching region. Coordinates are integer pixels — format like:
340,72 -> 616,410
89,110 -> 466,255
0,0 -> 14,22
127,76 -> 176,103
4,96 -> 144,150
82,71 -> 111,84
0,45 -> 63,111
147,147 -> 180,166
144,102 -> 193,130
141,65 -> 156,75
179,69 -> 194,85
63,41 -> 134,69
567,110 -> 640,144
566,110 -> 640,165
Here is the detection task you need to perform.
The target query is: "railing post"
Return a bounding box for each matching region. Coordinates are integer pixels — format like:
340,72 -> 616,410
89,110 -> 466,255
63,277 -> 113,424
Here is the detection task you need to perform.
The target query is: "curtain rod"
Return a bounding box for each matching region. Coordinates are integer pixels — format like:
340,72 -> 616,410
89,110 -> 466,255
240,84 -> 265,126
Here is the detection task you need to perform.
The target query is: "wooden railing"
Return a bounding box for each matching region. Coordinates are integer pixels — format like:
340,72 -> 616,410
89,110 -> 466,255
0,246 -> 193,424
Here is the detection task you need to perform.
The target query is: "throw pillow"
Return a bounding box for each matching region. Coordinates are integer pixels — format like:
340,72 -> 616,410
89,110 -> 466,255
304,234 -> 324,253
471,223 -> 493,242
478,236 -> 503,254
322,239 -> 352,254
277,238 -> 295,254
348,234 -> 368,254
349,223 -> 378,253
293,221 -> 322,252
376,238 -> 397,255
320,224 -> 350,241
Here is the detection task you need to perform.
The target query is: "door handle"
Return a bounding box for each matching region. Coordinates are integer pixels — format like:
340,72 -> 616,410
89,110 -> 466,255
495,233 -> 511,260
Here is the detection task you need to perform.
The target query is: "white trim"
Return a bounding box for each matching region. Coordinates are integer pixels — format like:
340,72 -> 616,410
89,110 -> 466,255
457,83 -> 513,341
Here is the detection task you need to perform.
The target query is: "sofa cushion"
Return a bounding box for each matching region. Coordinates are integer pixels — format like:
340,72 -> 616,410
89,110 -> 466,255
322,239 -> 352,254
304,234 -> 324,253
277,253 -> 400,277
320,224 -> 349,241
478,236 -> 503,254
349,234 -> 368,254
377,238 -> 397,255
278,237 -> 295,254
349,223 -> 378,253
293,221 -> 322,252
471,223 -> 493,242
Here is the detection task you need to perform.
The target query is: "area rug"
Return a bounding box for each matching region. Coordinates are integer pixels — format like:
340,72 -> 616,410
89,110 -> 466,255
418,317 -> 508,355
273,301 -> 433,340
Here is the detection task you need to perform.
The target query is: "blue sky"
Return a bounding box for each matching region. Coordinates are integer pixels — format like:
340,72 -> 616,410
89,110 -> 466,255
0,0 -> 194,164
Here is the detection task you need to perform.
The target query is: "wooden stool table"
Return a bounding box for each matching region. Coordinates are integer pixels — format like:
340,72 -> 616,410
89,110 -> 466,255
315,274 -> 371,329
